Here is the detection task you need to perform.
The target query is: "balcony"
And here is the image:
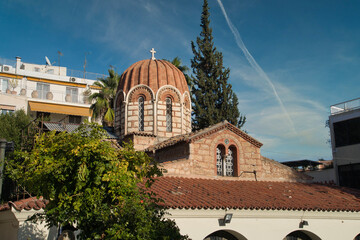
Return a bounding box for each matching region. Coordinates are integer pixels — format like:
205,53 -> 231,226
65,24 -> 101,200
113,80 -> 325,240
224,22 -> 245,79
330,97 -> 360,115
0,82 -> 93,106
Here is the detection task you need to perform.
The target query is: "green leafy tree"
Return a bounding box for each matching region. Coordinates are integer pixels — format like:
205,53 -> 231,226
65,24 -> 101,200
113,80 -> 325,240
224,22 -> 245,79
190,0 -> 246,130
7,122 -> 187,240
0,109 -> 32,150
89,68 -> 120,126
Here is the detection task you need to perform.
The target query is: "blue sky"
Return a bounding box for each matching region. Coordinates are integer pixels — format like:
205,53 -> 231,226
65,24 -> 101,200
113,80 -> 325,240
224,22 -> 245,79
1,0 -> 360,162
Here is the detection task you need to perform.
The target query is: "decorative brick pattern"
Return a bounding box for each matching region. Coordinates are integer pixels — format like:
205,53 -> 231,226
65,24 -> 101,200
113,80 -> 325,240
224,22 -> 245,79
128,85 -> 154,102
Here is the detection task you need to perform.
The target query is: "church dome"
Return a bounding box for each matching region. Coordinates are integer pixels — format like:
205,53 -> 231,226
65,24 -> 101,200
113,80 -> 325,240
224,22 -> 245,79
118,59 -> 189,95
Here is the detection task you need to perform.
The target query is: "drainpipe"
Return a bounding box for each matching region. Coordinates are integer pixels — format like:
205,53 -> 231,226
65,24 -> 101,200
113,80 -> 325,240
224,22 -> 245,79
0,139 -> 7,200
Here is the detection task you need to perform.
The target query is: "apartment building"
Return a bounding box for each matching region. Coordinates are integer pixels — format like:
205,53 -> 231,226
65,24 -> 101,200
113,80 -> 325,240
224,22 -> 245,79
0,56 -> 104,124
329,97 -> 360,189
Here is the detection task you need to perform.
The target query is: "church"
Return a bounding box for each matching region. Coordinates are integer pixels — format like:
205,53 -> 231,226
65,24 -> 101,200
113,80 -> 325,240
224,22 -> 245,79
1,51 -> 360,240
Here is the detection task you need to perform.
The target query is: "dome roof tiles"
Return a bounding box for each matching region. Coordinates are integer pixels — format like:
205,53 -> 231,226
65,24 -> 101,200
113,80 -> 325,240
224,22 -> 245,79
118,59 -> 189,95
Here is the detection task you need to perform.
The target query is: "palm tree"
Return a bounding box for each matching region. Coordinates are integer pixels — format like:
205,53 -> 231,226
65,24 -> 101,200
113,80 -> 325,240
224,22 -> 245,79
164,57 -> 192,89
89,68 -> 120,126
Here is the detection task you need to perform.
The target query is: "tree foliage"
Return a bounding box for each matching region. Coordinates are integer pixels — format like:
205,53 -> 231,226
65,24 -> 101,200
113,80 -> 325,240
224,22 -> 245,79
190,0 -> 246,130
164,57 -> 192,89
89,68 -> 120,126
7,122 -> 187,239
0,109 -> 32,150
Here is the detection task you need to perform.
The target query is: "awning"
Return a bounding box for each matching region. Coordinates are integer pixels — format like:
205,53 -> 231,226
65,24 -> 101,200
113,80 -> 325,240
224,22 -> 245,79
28,101 -> 91,117
0,105 -> 15,110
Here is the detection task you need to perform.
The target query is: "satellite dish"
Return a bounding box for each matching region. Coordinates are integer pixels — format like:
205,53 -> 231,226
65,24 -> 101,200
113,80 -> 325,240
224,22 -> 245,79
45,56 -> 52,66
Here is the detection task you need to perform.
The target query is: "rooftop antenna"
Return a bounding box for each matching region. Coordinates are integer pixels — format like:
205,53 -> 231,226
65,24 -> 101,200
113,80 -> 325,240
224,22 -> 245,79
84,52 -> 91,79
45,56 -> 52,66
57,51 -> 63,75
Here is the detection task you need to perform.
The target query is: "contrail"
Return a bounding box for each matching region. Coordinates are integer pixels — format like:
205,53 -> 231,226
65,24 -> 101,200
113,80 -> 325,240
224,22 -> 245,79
216,0 -> 296,134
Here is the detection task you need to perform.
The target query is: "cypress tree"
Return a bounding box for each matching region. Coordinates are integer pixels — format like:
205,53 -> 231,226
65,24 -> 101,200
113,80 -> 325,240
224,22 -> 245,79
191,0 -> 246,130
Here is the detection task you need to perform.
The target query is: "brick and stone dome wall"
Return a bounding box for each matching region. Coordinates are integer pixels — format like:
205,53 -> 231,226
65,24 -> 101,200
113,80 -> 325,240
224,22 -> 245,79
114,59 -> 192,149
117,59 -> 189,95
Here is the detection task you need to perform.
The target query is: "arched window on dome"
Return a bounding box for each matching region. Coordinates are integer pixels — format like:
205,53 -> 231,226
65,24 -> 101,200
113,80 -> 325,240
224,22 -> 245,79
216,145 -> 226,176
138,96 -> 144,131
166,97 -> 172,132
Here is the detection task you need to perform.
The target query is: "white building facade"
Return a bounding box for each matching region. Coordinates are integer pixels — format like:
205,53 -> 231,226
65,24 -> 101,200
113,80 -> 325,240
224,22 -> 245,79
0,56 -> 104,124
329,98 -> 360,189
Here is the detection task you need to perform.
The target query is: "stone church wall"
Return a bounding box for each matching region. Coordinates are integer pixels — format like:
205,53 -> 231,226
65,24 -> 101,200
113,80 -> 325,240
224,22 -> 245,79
157,129 -> 310,182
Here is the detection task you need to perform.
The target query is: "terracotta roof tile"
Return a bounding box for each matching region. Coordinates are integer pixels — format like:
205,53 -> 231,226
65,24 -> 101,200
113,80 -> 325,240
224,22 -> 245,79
0,197 -> 48,212
145,121 -> 262,152
149,176 -> 360,212
118,59 -> 189,95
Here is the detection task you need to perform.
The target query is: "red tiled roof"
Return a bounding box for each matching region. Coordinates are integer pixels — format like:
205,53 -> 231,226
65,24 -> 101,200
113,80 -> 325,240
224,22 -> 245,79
0,197 -> 48,212
149,176 -> 360,212
146,121 -> 262,152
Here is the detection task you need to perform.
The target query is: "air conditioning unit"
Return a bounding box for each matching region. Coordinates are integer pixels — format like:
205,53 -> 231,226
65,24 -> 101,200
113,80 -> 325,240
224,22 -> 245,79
2,65 -> 13,72
69,77 -> 76,82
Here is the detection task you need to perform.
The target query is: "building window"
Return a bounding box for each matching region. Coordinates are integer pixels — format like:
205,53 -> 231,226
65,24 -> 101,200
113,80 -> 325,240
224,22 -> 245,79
138,96 -> 144,131
1,79 -> 8,92
333,117 -> 360,147
1,109 -> 14,114
46,69 -> 54,74
69,115 -> 81,124
216,144 -> 236,176
37,83 -> 50,99
166,97 -> 172,132
66,87 -> 79,103
216,145 -> 226,176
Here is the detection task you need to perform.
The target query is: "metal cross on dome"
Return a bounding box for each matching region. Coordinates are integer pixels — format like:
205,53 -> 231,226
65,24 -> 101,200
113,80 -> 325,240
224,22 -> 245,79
150,48 -> 156,60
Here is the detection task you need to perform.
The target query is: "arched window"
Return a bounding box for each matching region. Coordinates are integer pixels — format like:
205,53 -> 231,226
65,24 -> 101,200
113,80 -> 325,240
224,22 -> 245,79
217,144 -> 236,177
166,97 -> 172,132
226,146 -> 237,176
216,145 -> 226,176
138,96 -> 144,131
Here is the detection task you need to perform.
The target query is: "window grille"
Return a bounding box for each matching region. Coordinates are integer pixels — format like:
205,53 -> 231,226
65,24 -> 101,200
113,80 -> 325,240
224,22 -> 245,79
216,147 -> 223,176
138,96 -> 144,131
166,98 -> 172,132
225,148 -> 234,176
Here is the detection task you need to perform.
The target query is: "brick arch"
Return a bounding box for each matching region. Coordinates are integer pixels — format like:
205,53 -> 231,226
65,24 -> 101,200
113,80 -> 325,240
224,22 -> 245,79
127,85 -> 154,103
156,85 -> 181,103
210,133 -> 244,176
183,91 -> 191,109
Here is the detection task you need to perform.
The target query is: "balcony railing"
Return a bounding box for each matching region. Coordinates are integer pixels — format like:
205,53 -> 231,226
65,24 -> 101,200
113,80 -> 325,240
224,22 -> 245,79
0,57 -> 106,81
330,97 -> 360,115
0,84 -> 92,105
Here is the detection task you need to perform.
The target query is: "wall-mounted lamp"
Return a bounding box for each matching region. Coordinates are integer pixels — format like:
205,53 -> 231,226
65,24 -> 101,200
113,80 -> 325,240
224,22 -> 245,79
224,213 -> 233,224
299,220 -> 308,228
218,213 -> 233,226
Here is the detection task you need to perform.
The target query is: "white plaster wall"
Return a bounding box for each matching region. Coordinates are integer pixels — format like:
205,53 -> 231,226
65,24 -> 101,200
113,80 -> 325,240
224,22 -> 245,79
167,209 -> 360,240
0,94 -> 27,111
306,168 -> 336,183
0,209 -> 58,240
